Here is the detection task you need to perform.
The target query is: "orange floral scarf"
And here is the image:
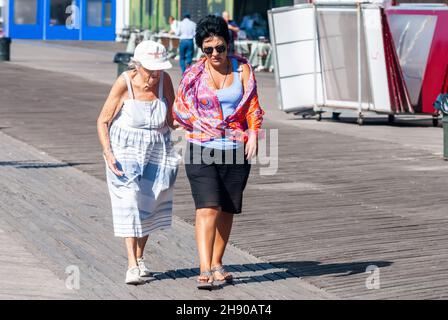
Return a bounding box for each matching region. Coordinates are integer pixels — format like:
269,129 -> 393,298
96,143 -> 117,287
173,55 -> 264,143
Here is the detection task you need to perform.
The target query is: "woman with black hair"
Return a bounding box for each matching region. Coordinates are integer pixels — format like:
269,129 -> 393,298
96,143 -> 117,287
173,15 -> 264,289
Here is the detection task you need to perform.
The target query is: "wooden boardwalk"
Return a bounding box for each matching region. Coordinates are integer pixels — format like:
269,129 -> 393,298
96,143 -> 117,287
1,41 -> 448,299
0,225 -> 80,300
0,131 -> 331,300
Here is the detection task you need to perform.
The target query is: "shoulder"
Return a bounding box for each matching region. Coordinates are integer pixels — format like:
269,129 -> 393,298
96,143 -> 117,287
120,70 -> 137,83
240,63 -> 250,73
111,72 -> 129,94
236,61 -> 250,77
184,58 -> 206,76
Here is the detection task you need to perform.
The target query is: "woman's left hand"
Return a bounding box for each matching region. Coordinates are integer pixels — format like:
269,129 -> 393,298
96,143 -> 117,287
245,132 -> 258,160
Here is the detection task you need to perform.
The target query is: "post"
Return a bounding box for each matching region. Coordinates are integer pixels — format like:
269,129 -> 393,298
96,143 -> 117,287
0,37 -> 11,61
3,0 -> 9,37
313,4 -> 317,113
43,0 -> 47,40
444,114 -> 448,160
433,94 -> 448,160
79,0 -> 83,40
357,3 -> 362,117
156,0 -> 159,32
139,0 -> 143,30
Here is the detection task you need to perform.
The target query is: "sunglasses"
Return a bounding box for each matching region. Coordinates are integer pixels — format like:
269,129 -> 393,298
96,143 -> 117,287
202,44 -> 227,55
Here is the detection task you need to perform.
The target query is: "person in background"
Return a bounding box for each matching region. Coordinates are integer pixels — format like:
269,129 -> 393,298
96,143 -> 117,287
168,16 -> 179,35
176,13 -> 196,73
222,11 -> 239,55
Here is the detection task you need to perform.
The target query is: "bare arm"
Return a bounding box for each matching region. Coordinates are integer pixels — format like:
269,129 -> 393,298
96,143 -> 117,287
228,24 -> 240,33
97,75 -> 127,175
241,63 -> 258,160
163,72 -> 179,130
242,63 -> 263,133
241,63 -> 250,93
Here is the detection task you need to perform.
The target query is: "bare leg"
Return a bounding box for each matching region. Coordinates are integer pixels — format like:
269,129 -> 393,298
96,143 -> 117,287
211,211 -> 234,280
125,237 -> 138,269
136,235 -> 149,259
195,207 -> 220,277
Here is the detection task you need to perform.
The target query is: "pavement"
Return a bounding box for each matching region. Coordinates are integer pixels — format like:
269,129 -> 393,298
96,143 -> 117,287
0,40 -> 333,300
10,39 -> 443,155
0,130 -> 331,299
1,40 -> 448,300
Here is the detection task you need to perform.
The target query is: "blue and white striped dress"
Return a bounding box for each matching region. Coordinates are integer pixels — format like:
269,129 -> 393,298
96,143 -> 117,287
105,71 -> 181,238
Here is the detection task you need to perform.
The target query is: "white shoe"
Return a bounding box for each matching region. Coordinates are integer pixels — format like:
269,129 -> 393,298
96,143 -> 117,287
125,266 -> 143,285
137,257 -> 152,277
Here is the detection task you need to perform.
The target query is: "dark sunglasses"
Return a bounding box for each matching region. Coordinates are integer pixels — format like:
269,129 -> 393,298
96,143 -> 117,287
202,44 -> 227,55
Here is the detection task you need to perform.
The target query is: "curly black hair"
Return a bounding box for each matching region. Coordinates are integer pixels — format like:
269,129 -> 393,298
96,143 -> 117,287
195,15 -> 230,49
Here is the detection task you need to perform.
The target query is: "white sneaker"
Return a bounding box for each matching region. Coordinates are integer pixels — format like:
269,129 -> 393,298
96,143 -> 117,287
137,257 -> 152,277
125,266 -> 143,285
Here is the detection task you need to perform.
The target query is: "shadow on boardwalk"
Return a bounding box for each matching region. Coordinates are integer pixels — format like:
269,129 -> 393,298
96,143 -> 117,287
137,261 -> 393,289
0,161 -> 92,169
272,261 -> 393,278
294,116 -> 441,128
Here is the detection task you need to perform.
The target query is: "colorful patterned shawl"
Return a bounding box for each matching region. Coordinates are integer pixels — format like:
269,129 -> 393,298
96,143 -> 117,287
173,55 -> 264,143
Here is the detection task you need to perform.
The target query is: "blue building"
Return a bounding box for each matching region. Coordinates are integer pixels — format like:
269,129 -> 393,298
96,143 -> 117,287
2,0 -> 117,40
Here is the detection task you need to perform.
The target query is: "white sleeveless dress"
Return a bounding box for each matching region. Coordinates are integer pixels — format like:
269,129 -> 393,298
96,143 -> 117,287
105,71 -> 181,238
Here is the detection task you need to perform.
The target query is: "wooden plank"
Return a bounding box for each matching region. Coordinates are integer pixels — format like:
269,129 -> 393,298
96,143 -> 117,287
2,42 -> 448,299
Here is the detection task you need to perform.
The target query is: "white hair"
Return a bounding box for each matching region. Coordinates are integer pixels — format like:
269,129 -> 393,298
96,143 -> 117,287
128,58 -> 143,70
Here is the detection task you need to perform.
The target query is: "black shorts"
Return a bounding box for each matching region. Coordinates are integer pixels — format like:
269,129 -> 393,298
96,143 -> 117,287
184,142 -> 251,214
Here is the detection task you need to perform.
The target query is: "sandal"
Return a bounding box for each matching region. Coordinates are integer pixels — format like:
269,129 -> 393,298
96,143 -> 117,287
197,270 -> 214,290
211,265 -> 233,285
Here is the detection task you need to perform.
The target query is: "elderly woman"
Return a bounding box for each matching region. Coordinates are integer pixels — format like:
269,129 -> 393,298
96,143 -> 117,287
173,15 -> 264,289
97,41 -> 180,285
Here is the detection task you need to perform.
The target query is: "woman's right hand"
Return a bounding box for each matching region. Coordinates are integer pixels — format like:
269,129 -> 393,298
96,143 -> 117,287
104,150 -> 124,176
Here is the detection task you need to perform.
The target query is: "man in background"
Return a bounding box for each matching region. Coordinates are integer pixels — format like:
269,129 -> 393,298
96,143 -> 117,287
176,13 -> 196,73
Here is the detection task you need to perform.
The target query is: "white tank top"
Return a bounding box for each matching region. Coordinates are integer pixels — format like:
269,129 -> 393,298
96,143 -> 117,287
112,71 -> 168,133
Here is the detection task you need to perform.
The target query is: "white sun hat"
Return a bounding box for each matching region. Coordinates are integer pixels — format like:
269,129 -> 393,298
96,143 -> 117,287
133,40 -> 172,70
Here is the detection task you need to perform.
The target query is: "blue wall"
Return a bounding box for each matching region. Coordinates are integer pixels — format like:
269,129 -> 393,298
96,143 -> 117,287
8,0 -> 116,40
